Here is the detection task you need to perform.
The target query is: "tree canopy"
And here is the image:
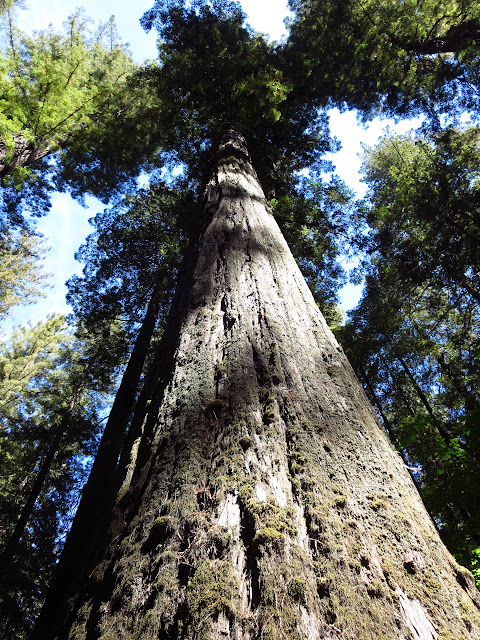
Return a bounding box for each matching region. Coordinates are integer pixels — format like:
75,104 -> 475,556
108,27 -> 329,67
287,0 -> 480,120
0,232 -> 49,318
338,122 -> 480,585
3,0 -> 480,635
0,314 -> 117,638
0,5 -> 167,229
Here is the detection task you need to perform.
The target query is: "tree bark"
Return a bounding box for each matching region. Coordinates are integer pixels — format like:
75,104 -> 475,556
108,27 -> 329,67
0,133 -> 68,180
36,130 -> 480,640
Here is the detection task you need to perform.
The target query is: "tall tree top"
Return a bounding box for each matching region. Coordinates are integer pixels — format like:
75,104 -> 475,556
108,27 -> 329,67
138,0 -> 334,198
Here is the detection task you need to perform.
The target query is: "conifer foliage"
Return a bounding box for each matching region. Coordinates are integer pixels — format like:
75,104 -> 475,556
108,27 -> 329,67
2,0 -> 480,637
0,315 -> 114,638
340,124 -> 480,584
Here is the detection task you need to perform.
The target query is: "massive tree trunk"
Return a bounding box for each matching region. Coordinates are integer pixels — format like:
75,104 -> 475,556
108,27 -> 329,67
37,130 -> 480,640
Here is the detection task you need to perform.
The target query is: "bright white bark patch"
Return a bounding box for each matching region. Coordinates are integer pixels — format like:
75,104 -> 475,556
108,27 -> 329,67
217,493 -> 241,529
396,588 -> 437,639
268,474 -> 287,506
255,484 -> 268,502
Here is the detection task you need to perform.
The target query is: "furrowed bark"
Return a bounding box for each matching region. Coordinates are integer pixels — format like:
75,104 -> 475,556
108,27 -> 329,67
38,130 -> 480,640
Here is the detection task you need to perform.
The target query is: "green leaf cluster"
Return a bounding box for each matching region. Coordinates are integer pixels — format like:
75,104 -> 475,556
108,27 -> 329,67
287,0 -> 480,119
0,231 -> 49,318
362,126 -> 480,303
137,1 -> 335,200
0,6 -> 167,227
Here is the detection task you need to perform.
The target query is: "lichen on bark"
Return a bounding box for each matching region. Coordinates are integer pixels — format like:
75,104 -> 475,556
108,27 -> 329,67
44,130 -> 480,639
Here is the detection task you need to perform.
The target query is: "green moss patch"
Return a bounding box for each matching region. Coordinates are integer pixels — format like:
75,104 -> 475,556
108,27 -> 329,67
187,559 -> 238,627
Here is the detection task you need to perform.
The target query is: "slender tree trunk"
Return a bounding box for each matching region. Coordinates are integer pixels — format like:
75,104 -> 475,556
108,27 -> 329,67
0,390 -> 82,561
1,434 -> 61,561
396,350 -> 480,482
383,358 -> 416,416
35,130 -> 480,640
32,286 -> 162,639
395,355 -> 437,421
395,354 -> 459,449
348,354 -> 395,440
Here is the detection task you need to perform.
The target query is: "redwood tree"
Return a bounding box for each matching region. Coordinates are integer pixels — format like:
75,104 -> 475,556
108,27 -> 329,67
34,129 -> 480,639
32,1 -> 480,638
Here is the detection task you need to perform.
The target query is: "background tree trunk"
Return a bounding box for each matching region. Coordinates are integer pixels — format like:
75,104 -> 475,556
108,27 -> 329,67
32,288 -> 162,639
39,130 -> 480,640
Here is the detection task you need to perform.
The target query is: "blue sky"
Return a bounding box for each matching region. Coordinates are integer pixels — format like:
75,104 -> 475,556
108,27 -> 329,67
4,0 -> 420,332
